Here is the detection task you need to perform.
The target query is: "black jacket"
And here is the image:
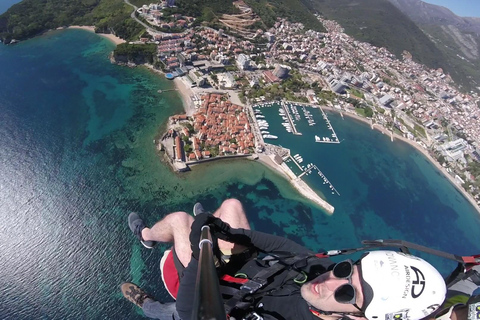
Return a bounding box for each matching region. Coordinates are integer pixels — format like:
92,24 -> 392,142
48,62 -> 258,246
176,228 -> 334,320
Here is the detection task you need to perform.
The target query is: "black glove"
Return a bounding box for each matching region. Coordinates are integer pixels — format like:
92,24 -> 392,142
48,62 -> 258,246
189,214 -> 231,259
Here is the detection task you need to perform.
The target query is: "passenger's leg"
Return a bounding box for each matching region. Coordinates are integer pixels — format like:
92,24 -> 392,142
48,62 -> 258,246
141,199 -> 250,265
142,299 -> 180,320
141,211 -> 194,267
211,198 -> 251,254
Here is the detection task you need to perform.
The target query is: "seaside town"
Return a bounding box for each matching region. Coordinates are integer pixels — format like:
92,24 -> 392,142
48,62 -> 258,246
132,0 -> 480,210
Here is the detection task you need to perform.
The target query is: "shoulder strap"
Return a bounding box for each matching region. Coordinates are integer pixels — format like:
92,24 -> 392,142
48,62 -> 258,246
224,254 -> 312,315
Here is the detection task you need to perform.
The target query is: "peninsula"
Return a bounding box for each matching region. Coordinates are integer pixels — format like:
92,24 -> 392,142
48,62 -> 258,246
4,0 -> 478,213
124,1 -> 478,213
157,91 -> 335,214
99,0 -> 478,214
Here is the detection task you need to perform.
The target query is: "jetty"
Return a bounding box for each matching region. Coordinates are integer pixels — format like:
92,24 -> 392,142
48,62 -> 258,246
281,101 -> 301,135
283,153 -> 340,197
315,164 -> 340,196
315,106 -> 341,144
297,163 -> 340,196
157,88 -> 178,94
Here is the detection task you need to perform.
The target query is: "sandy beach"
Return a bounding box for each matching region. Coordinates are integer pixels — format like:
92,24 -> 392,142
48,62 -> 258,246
322,105 -> 480,214
173,77 -> 196,116
66,26 -> 126,45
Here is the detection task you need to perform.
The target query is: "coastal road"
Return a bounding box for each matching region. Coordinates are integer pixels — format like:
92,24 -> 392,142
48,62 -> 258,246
123,0 -> 158,33
123,0 -> 192,37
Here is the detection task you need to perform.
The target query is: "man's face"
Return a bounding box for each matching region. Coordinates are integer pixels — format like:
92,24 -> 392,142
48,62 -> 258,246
300,265 -> 364,313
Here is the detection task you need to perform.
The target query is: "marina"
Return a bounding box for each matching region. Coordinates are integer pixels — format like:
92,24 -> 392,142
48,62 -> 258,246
253,101 -> 343,200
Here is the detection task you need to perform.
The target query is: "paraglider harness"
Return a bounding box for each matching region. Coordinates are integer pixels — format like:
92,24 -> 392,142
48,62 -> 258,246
220,239 -> 480,320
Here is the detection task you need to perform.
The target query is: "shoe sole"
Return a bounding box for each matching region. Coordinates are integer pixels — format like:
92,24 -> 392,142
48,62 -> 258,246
193,203 -> 205,216
128,212 -> 156,249
120,283 -> 143,308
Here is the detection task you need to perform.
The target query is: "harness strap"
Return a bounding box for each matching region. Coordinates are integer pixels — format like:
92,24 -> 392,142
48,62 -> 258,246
224,254 -> 311,315
362,239 -> 480,265
221,274 -> 249,284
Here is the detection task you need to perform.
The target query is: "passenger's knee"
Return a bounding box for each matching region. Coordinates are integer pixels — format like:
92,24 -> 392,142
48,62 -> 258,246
166,211 -> 192,226
220,198 -> 242,210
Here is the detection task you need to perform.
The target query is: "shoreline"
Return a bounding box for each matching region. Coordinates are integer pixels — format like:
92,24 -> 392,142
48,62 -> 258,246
173,77 -> 196,116
155,77 -> 480,215
257,154 -> 335,214
322,105 -> 480,215
138,66 -> 197,116
65,26 -> 126,45
159,82 -> 336,213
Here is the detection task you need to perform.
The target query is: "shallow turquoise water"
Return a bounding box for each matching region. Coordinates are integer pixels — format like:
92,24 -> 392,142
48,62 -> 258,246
0,30 -> 479,319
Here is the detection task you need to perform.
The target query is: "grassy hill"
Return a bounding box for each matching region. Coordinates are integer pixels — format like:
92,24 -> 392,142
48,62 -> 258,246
0,0 -> 145,43
0,0 -> 325,43
244,0 -> 325,32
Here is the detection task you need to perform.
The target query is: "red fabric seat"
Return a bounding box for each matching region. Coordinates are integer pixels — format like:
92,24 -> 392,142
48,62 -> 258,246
160,249 -> 179,299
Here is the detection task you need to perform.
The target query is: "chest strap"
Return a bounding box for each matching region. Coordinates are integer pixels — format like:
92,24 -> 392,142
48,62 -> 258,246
224,254 -> 312,315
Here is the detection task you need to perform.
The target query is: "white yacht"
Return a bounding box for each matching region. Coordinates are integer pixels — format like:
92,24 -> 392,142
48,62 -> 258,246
263,134 -> 278,140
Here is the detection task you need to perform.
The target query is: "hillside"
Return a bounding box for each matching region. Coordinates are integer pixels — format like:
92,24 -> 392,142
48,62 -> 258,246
0,0 -> 326,44
0,0 -> 145,43
244,0 -> 325,32
388,0 -> 480,33
386,0 -> 480,91
304,0 -> 480,92
310,0 -> 445,67
2,0 -> 479,91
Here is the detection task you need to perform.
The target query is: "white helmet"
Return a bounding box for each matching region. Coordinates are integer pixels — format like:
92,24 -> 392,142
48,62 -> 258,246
359,251 -> 446,320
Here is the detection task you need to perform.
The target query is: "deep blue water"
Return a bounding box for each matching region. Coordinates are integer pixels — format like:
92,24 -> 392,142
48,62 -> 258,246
0,0 -> 22,14
0,30 -> 479,319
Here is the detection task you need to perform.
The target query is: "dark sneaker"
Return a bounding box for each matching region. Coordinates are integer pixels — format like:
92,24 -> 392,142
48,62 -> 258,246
128,212 -> 157,249
120,282 -> 153,308
193,202 -> 205,216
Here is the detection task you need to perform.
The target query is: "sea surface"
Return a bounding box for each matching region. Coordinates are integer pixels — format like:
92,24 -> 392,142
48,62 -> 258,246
0,29 -> 479,319
0,0 -> 22,14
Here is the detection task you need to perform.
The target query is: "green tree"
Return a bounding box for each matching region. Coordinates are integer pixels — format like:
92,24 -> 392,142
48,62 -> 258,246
364,106 -> 373,118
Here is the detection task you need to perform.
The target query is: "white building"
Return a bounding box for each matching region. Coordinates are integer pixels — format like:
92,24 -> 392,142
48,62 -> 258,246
438,138 -> 468,163
236,54 -> 250,70
218,72 -> 236,89
272,64 -> 290,79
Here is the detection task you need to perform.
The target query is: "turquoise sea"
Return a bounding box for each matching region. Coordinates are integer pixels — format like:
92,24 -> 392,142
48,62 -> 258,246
0,29 -> 479,319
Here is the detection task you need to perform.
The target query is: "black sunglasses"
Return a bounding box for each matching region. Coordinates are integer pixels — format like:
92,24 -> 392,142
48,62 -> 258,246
332,260 -> 363,314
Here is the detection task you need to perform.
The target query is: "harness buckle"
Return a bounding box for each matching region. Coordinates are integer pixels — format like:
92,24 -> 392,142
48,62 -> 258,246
244,312 -> 263,320
240,279 -> 267,294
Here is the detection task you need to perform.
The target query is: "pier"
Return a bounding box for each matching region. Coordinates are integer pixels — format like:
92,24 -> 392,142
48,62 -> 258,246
298,163 -> 340,196
315,106 -> 341,144
315,164 -> 340,196
285,154 -> 304,171
262,153 -> 334,213
284,154 -> 340,197
157,88 -> 178,93
281,101 -> 301,135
